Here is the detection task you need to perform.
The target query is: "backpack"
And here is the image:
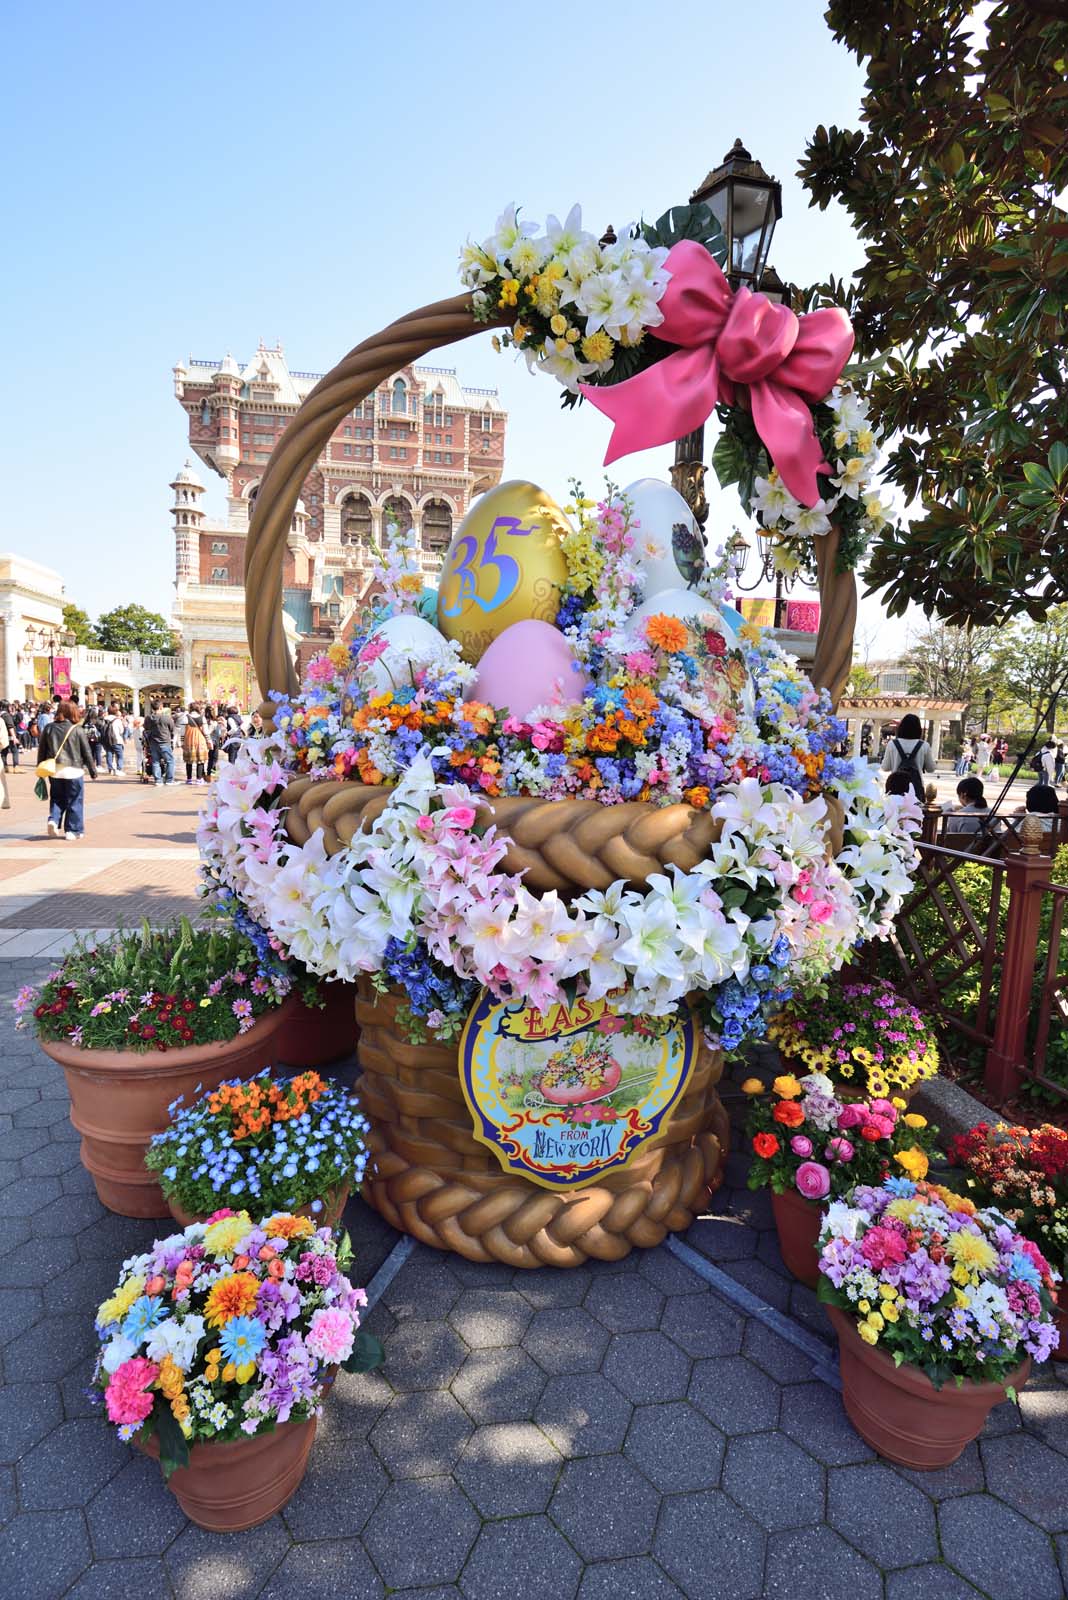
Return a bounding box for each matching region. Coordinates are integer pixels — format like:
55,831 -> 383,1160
892,738 -> 926,804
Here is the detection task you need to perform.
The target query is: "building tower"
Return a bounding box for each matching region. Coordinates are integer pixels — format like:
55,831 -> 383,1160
211,353 -> 242,475
170,460 -> 205,586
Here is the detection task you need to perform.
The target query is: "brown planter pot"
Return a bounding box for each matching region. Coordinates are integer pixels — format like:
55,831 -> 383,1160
771,1187 -> 823,1288
40,997 -> 296,1220
827,1305 -> 1031,1468
167,1183 -> 350,1234
356,980 -> 730,1269
277,979 -> 359,1067
1052,1296 -> 1068,1362
139,1415 -> 316,1530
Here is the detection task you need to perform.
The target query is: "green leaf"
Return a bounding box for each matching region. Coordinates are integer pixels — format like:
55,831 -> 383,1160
153,1403 -> 190,1484
342,1329 -> 385,1375
640,202 -> 726,264
1022,461 -> 1056,491
1049,442 -> 1068,485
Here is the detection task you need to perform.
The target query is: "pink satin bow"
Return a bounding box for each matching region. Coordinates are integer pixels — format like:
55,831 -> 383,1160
578,238 -> 855,507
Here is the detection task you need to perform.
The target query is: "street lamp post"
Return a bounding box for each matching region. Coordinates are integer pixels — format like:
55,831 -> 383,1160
670,141 -> 785,526
726,528 -> 816,631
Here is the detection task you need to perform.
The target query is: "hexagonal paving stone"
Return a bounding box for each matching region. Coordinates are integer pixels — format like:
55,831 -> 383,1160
722,1432 -> 825,1532
448,1342 -> 544,1423
583,1272 -> 664,1333
85,1455 -> 186,1557
0,1509 -> 92,1600
743,1322 -> 822,1384
625,1401 -> 724,1494
448,1288 -> 533,1348
763,1526 -> 883,1600
549,1454 -> 660,1561
980,1396 -> 1024,1437
602,1331 -> 690,1404
0,1287 -> 43,1345
1018,1382 -> 1068,1456
65,1557 -> 173,1600
0,1380 -> 63,1464
654,1488 -> 766,1600
385,1317 -> 469,1391
0,1236 -> 78,1289
577,1558 -> 684,1600
939,1493 -> 1065,1599
660,1291 -> 744,1358
164,1515 -> 292,1600
363,1477 -> 480,1590
535,1372 -> 634,1458
716,1258 -> 791,1311
638,1247 -> 706,1296
259,1538 -> 385,1599
384,1252 -> 463,1321
0,1465 -> 14,1528
886,1568 -> 986,1600
43,1257 -> 120,1318
685,1214 -> 759,1263
15,1141 -> 81,1178
689,1354 -> 780,1435
514,1265 -> 593,1309
892,1441 -> 985,1500
321,1365 -> 394,1435
779,1381 -> 875,1466
523,1306 -> 611,1375
5,1311 -> 95,1381
17,1418 -> 127,1510
280,1436 -> 388,1539
828,1463 -> 938,1566
981,1432 -> 1068,1531
456,1421 -> 562,1517
370,1390 -> 473,1478
461,1515 -> 583,1600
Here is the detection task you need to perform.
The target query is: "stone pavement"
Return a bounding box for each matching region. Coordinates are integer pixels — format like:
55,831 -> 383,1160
3,778 -> 1068,1597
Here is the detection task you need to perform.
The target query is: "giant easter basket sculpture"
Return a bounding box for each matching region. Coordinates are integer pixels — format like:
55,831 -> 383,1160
242,293 -> 858,1267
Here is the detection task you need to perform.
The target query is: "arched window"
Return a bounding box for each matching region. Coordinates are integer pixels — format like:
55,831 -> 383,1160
392,378 -> 407,415
423,499 -> 452,554
200,401 -> 211,426
384,495 -> 413,536
340,494 -> 373,547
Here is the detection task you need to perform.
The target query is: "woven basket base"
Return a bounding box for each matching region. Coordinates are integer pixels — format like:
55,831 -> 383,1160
355,981 -> 729,1268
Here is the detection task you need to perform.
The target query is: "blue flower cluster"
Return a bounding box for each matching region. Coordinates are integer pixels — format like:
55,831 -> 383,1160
147,1071 -> 370,1214
383,935 -> 479,1022
709,937 -> 793,1050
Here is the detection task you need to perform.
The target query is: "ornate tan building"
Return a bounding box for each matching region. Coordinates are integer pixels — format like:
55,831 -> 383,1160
170,345 -> 507,704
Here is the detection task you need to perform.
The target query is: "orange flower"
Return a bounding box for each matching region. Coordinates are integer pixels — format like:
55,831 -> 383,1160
772,1100 -> 805,1129
685,786 -> 710,809
204,1271 -> 260,1328
265,1214 -> 315,1240
645,614 -> 689,653
753,1132 -> 780,1159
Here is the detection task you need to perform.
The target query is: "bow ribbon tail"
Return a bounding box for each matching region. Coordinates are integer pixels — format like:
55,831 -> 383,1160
579,345 -> 720,467
748,377 -> 831,507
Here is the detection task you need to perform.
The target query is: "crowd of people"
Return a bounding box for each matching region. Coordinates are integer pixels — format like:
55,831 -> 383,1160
0,695 -> 262,840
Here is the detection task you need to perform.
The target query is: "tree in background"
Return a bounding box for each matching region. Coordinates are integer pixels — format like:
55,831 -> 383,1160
989,607 -> 1068,734
94,605 -> 176,656
61,603 -> 97,646
800,1 -> 1068,625
903,622 -> 997,726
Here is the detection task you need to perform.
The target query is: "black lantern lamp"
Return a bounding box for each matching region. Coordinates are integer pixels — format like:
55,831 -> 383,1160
692,138 -> 783,292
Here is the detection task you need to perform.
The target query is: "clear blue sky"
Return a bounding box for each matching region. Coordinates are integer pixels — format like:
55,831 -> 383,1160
0,0 -> 905,652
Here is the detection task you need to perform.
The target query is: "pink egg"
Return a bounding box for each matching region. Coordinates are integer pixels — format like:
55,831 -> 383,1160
469,619 -> 588,720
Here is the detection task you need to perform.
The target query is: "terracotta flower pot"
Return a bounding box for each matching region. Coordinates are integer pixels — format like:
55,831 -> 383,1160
166,1183 -> 351,1234
827,1305 -> 1031,1468
139,1415 -> 316,1530
277,979 -> 359,1067
771,1186 -> 824,1288
1051,1294 -> 1068,1362
40,997 -> 296,1219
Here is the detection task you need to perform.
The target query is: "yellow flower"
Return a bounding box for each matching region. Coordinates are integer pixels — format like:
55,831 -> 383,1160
204,1213 -> 254,1259
866,1312 -> 885,1332
772,1074 -> 802,1100
852,1047 -> 874,1067
549,313 -> 568,336
894,1148 -> 929,1182
858,1300 -> 871,1315
878,1284 -> 897,1300
858,1322 -> 880,1345
891,1097 -> 907,1111
236,1360 -> 257,1385
903,1113 -> 927,1129
222,1362 -> 237,1383
740,623 -> 762,644
887,1198 -> 919,1222
327,642 -> 349,667
740,1078 -> 765,1097
952,1263 -> 973,1287
97,1274 -> 146,1327
882,1304 -> 899,1323
947,1229 -> 997,1274
199,997 -> 211,1008
581,330 -> 615,365
512,323 -> 529,344
856,427 -> 874,455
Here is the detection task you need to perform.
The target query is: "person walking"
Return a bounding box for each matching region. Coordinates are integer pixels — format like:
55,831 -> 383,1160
1056,743 -> 1066,785
953,743 -> 970,778
130,715 -> 144,776
0,715 -> 11,809
143,699 -> 175,784
102,701 -> 127,775
181,703 -> 210,784
1,702 -> 19,771
204,708 -> 222,781
37,701 -> 97,840
1040,739 -> 1057,785
881,713 -> 937,804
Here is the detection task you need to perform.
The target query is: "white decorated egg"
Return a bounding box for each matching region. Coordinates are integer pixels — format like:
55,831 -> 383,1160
623,477 -> 708,598
360,612 -> 454,694
626,589 -> 754,722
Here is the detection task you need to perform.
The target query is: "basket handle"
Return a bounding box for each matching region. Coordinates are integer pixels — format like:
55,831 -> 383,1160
243,292 -> 855,720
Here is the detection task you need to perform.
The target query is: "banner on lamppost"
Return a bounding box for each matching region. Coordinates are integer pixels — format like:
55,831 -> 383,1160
205,654 -> 252,709
33,656 -> 51,697
52,656 -> 72,698
738,598 -> 776,628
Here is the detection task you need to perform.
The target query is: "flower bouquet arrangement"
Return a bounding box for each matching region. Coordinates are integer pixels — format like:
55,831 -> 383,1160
743,1069 -> 938,1285
14,918 -> 303,1053
94,1209 -> 382,1526
146,1069 -> 371,1229
947,1122 -> 1068,1357
768,978 -> 939,1101
817,1178 -> 1059,1464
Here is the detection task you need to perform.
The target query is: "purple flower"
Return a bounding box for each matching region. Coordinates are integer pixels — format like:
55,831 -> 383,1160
790,1135 -> 814,1158
795,1161 -> 831,1200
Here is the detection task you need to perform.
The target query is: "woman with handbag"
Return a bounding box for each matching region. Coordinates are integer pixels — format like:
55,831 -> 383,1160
181,703 -> 210,784
0,715 -> 11,809
37,701 -> 97,840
